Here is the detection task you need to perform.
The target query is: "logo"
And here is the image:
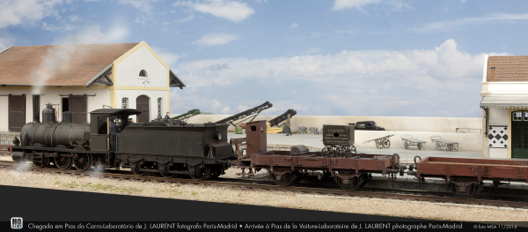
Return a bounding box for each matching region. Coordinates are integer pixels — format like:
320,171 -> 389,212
10,217 -> 23,230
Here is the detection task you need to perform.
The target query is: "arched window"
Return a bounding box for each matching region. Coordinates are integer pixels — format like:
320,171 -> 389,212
139,69 -> 148,78
122,98 -> 128,109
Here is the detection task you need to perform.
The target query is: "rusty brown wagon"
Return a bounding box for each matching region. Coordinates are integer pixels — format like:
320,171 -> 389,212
250,148 -> 402,190
408,156 -> 528,197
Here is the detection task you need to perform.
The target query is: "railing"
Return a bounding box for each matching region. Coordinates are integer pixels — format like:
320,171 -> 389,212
456,128 -> 482,133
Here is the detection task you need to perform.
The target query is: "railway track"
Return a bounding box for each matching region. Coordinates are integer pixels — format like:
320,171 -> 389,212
1,160 -> 528,211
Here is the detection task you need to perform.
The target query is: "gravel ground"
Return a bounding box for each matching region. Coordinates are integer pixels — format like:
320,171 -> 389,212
0,155 -> 526,222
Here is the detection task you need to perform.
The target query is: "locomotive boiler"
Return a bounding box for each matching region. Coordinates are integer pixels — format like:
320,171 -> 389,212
11,104 -> 236,179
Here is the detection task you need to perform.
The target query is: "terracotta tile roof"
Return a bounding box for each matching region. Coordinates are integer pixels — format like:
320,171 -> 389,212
0,43 -> 139,86
487,55 -> 528,82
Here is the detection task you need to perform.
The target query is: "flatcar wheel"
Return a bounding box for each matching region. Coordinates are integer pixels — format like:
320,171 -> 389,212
336,175 -> 360,191
74,154 -> 93,172
274,172 -> 294,186
54,156 -> 73,170
451,182 -> 478,198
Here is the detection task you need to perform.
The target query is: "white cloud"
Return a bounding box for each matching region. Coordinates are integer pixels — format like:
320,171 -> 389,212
331,0 -> 382,11
174,39 -> 504,117
116,0 -> 160,15
58,24 -> 129,44
193,33 -> 240,47
173,0 -> 255,22
0,0 -> 64,28
290,23 -> 299,29
174,14 -> 195,24
413,13 -> 528,32
150,47 -> 182,67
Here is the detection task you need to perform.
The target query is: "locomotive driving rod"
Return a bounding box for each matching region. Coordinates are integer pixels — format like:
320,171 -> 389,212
215,101 -> 273,127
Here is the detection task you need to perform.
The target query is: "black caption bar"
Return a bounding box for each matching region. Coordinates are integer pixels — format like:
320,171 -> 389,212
2,221 -> 526,231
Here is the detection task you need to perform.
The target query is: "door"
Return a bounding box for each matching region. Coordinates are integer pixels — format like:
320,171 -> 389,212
8,95 -> 26,132
136,95 -> 149,123
512,111 -> 528,158
69,95 -> 87,123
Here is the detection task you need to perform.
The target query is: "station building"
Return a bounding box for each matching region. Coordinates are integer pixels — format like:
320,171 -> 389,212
480,55 -> 528,159
0,41 -> 185,133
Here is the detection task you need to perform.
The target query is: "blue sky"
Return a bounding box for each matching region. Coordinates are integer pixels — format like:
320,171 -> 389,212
1,0 -> 527,117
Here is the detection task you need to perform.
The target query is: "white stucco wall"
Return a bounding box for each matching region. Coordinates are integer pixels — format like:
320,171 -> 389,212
186,114 -> 482,133
116,89 -> 167,121
488,108 -> 508,125
0,88 -> 111,131
115,46 -> 168,88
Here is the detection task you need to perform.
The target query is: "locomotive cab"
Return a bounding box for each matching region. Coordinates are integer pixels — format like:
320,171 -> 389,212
89,109 -> 141,152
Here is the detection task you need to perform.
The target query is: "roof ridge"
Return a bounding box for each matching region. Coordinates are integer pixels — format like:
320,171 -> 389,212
11,42 -> 140,48
0,45 -> 13,55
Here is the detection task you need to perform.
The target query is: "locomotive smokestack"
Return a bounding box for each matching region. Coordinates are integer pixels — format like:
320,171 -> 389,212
42,104 -> 57,123
32,95 -> 40,123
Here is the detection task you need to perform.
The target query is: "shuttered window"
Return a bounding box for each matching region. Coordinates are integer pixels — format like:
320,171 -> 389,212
8,95 -> 26,132
69,95 -> 87,123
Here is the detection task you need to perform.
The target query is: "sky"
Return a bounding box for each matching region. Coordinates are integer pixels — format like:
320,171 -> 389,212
1,0 -> 527,117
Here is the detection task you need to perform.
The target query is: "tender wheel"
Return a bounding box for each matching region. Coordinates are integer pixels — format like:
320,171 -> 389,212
132,163 -> 148,176
159,171 -> 176,178
159,167 -> 177,178
383,139 -> 391,148
74,153 -> 93,171
54,156 -> 73,170
335,174 -> 360,191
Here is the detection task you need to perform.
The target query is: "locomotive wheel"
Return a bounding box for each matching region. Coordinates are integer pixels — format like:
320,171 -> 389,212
351,146 -> 357,154
335,175 -> 360,191
74,154 -> 93,172
54,156 -> 73,170
33,157 -> 50,168
404,142 -> 409,149
383,140 -> 391,149
417,143 -> 424,150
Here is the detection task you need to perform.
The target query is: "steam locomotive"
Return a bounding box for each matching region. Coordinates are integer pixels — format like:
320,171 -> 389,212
11,104 -> 236,179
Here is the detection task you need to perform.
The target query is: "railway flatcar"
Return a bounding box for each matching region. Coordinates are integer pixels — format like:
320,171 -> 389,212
11,104 -> 235,179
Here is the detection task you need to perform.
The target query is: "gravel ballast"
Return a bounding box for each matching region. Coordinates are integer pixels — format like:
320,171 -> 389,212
0,161 -> 526,222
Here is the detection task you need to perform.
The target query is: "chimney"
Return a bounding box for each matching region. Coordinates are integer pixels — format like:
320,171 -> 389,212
491,67 -> 496,82
32,95 -> 40,123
